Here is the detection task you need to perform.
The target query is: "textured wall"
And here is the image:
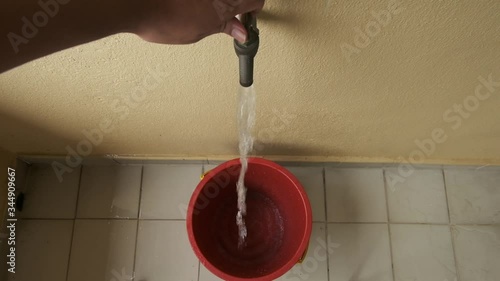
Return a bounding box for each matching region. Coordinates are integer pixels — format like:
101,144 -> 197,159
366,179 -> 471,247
0,0 -> 499,164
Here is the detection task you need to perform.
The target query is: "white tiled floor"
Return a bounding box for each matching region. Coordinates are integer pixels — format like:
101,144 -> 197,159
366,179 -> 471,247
140,165 -> 202,219
452,225 -> 500,281
444,169 -> 500,224
385,169 -> 449,223
67,220 -> 137,281
20,165 -> 81,219
390,224 -> 456,281
7,220 -> 73,281
5,163 -> 500,281
328,223 -> 392,281
135,220 -> 199,281
77,166 -> 142,219
325,168 -> 387,222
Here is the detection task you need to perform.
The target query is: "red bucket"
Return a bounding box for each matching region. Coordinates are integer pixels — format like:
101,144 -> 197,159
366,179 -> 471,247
187,158 -> 312,281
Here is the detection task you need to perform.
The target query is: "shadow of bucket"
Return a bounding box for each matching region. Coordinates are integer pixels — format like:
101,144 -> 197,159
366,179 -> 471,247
187,158 -> 312,280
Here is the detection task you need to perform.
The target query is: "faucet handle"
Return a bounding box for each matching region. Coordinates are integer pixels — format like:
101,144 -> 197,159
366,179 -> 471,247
240,13 -> 259,43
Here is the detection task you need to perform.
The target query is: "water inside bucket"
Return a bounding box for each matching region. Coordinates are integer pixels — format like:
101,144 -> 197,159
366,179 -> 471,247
236,85 -> 256,248
215,189 -> 284,266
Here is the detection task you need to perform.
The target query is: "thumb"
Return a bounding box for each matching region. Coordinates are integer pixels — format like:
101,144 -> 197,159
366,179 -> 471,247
222,17 -> 247,43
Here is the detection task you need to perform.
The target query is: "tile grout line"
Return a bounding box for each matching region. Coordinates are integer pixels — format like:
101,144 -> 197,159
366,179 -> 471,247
386,222 -> 451,226
449,228 -> 461,281
382,169 -> 396,281
132,165 -> 145,280
16,217 -> 495,226
323,221 -> 456,225
197,260 -> 201,281
18,218 -> 192,221
65,165 -> 83,281
65,217 -> 76,281
382,169 -> 392,223
21,163 -> 33,194
442,169 -> 461,281
322,166 -> 330,281
442,169 -> 453,224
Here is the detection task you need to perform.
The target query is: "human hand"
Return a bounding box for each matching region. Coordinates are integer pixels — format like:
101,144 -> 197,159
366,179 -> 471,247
133,0 -> 264,44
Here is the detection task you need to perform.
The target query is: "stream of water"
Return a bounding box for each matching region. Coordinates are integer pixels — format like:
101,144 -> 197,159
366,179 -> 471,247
236,85 -> 256,249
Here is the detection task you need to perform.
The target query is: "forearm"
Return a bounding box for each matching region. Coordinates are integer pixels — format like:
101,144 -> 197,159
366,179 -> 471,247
0,0 -> 140,73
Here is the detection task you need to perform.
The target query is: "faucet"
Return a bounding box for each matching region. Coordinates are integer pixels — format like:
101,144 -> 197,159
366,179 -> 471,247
234,13 -> 260,87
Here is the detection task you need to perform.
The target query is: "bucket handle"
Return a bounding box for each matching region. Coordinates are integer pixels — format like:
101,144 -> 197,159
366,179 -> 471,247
200,170 -> 210,180
298,242 -> 309,263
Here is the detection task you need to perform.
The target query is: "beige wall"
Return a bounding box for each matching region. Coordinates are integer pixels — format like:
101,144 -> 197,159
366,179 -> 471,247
0,0 -> 499,165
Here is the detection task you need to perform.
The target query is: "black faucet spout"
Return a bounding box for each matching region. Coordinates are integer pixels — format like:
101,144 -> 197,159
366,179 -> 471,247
234,13 -> 259,87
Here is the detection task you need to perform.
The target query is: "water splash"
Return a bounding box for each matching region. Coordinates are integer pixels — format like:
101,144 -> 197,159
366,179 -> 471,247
236,85 -> 256,249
